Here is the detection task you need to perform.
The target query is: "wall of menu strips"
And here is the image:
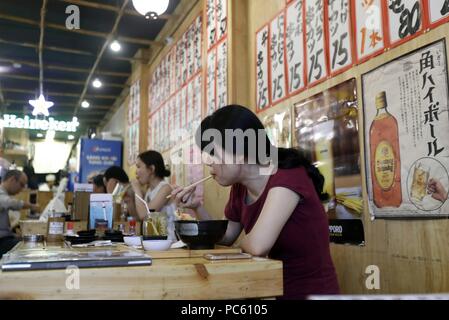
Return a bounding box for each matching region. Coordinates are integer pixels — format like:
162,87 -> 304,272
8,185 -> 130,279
205,0 -> 228,116
148,15 -> 203,152
147,12 -> 206,196
256,0 -> 449,112
128,81 -> 140,165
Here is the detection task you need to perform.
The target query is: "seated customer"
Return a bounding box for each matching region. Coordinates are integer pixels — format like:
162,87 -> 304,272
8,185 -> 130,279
92,174 -> 106,193
103,166 -> 137,218
0,170 -> 40,258
130,151 -> 176,241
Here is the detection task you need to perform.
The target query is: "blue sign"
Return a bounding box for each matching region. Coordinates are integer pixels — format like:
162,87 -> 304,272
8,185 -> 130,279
79,139 -> 122,183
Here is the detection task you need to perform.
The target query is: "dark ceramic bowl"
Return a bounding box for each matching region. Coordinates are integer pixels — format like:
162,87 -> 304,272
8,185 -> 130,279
174,220 -> 228,250
77,229 -> 96,237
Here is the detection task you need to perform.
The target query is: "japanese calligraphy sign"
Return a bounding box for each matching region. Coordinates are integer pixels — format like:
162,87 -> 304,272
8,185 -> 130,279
327,0 -> 353,74
217,0 -> 228,41
286,0 -> 306,96
216,39 -> 228,110
305,0 -> 328,86
362,40 -> 449,218
386,0 -> 423,47
181,86 -> 187,133
187,80 -> 195,134
270,12 -> 288,105
354,0 -> 385,63
256,24 -> 270,111
426,0 -> 449,27
194,15 -> 203,73
206,0 -> 217,50
193,74 -> 203,127
206,48 -> 217,116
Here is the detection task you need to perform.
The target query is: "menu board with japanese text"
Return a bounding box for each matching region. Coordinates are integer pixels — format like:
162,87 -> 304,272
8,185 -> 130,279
256,24 -> 270,111
270,12 -> 288,105
354,0 -> 385,63
426,0 -> 449,27
386,0 -> 423,47
305,0 -> 328,86
286,0 -> 306,96
217,0 -> 228,42
216,39 -> 228,110
206,0 -> 217,50
327,0 -> 353,74
206,48 -> 217,116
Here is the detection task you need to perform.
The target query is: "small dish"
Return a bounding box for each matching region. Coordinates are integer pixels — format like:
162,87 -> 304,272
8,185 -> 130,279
123,236 -> 142,247
142,240 -> 172,251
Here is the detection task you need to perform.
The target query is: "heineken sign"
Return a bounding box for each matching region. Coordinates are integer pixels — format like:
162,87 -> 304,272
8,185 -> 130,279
0,114 -> 79,133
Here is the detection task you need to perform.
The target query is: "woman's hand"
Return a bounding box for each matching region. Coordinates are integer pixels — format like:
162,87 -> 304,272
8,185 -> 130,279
130,179 -> 143,196
171,186 -> 201,210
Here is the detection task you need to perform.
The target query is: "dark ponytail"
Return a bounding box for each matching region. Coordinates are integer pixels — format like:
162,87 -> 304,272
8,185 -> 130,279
278,148 -> 329,201
138,150 -> 170,179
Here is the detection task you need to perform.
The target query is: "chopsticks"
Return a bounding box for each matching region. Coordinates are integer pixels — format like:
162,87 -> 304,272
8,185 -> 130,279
166,175 -> 213,200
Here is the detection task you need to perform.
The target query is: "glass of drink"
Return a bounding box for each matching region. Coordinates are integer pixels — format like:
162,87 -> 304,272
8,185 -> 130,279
410,162 -> 430,202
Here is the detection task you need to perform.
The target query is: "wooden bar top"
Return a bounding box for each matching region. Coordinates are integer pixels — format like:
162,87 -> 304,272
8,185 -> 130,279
0,245 -> 283,300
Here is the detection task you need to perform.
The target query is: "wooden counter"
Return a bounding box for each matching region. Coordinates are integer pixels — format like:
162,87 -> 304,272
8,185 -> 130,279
0,246 -> 283,300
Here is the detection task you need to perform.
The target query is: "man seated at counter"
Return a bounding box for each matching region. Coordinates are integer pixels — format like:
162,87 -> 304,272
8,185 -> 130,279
0,170 -> 40,258
103,166 -> 137,218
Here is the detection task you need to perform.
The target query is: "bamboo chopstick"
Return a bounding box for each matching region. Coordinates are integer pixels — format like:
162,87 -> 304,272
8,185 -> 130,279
166,175 -> 213,200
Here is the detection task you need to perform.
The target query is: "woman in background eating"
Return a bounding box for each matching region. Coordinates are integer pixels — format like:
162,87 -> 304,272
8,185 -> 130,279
131,150 -> 176,241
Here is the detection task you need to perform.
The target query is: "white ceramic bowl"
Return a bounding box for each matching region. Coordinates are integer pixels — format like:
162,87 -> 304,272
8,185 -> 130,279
142,239 -> 172,251
123,236 -> 142,247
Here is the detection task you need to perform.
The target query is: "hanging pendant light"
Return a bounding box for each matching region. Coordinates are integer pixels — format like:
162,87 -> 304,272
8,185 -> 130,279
132,0 -> 170,20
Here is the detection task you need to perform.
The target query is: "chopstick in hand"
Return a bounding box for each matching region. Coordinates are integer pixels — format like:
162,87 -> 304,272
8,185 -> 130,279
166,175 -> 213,200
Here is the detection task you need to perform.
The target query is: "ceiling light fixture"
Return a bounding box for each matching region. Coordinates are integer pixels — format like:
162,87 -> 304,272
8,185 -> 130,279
81,100 -> 90,108
0,65 -> 11,73
29,94 -> 54,117
92,78 -> 102,88
110,40 -> 121,52
132,0 -> 169,20
68,134 -> 75,140
37,133 -> 44,138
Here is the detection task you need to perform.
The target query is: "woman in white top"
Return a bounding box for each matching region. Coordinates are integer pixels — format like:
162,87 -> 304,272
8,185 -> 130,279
131,150 -> 177,241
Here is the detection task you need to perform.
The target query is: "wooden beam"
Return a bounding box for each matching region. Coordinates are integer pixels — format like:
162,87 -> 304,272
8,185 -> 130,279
0,74 -> 127,89
74,0 -> 130,116
57,0 -> 173,19
0,13 -> 161,46
0,38 -> 142,63
0,58 -> 130,77
2,88 -> 116,99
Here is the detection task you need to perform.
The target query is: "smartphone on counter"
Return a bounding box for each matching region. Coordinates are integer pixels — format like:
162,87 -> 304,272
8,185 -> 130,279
203,253 -> 252,260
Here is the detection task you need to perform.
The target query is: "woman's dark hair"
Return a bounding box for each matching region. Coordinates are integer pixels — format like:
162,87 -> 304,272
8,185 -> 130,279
138,150 -> 170,179
104,166 -> 129,183
196,105 -> 328,201
92,174 -> 106,191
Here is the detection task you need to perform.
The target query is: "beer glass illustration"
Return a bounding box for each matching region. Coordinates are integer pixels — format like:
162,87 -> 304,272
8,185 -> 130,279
410,162 -> 430,202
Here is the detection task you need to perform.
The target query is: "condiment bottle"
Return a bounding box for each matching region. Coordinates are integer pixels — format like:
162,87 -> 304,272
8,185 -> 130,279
47,211 -> 65,243
128,217 -> 136,235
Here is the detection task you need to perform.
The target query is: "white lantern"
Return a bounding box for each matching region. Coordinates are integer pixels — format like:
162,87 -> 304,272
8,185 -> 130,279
132,0 -> 170,19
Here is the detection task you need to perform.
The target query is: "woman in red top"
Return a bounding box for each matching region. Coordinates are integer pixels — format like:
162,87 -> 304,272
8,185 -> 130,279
172,105 -> 340,299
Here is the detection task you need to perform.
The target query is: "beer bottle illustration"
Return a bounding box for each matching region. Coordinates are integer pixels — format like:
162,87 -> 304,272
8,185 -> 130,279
369,91 -> 402,208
